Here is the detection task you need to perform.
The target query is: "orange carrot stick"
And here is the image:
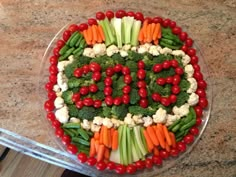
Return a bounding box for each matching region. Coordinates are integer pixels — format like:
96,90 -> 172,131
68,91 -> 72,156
107,128 -> 112,148
151,23 -> 156,37
97,144 -> 105,162
142,20 -> 149,42
157,124 -> 164,138
147,24 -> 152,43
95,140 -> 100,152
91,25 -> 98,43
138,28 -> 144,42
155,125 -> 166,149
103,126 -> 109,147
111,130 -> 118,150
98,25 -> 105,41
143,129 -> 154,152
82,29 -> 91,45
163,125 -> 172,146
89,138 -> 96,157
104,147 -> 110,159
154,39 -> 159,45
99,126 -> 104,144
96,25 -> 103,43
157,28 -> 162,39
169,132 -> 176,148
87,26 -> 93,42
153,147 -> 159,156
94,132 -> 100,140
165,142 -> 171,152
153,23 -> 161,41
147,126 -> 159,146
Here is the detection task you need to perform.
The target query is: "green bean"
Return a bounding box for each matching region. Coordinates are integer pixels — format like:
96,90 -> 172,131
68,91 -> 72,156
59,47 -> 75,61
160,38 -> 175,45
74,49 -> 84,57
176,136 -> 183,142
175,130 -> 185,139
179,118 -> 196,132
171,124 -> 181,132
63,129 -> 75,137
69,33 -> 81,47
160,41 -> 181,50
59,45 -> 70,55
66,31 -> 79,45
72,137 -> 90,146
72,47 -> 83,55
184,128 -> 190,136
77,128 -> 89,140
62,122 -> 81,129
75,35 -> 83,47
168,119 -> 181,131
79,39 -> 87,48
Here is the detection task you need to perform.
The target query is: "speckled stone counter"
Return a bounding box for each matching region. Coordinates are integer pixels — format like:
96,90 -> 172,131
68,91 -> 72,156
0,0 -> 235,177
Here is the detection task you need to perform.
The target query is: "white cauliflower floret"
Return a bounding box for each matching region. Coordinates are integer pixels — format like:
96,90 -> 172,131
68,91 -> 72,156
93,116 -> 103,126
165,114 -> 180,126
152,107 -> 167,124
54,96 -> 64,109
111,118 -> 120,128
172,50 -> 185,56
173,103 -> 190,117
187,78 -> 198,93
160,47 -> 172,54
83,48 -> 95,58
143,116 -> 153,127
57,72 -> 68,91
60,83 -> 68,92
68,55 -> 74,63
182,55 -> 191,66
55,106 -> 69,123
149,45 -> 160,56
57,61 -> 68,72
132,114 -> 143,124
185,64 -> 194,78
103,118 -> 113,128
106,45 -> 119,57
188,93 -> 199,106
93,43 -> 106,56
119,50 -> 128,57
53,84 -> 61,92
131,46 -> 137,51
69,117 -> 80,123
56,91 -> 62,97
122,44 -> 131,51
137,43 -> 151,54
81,119 -> 91,130
124,115 -> 135,127
91,123 -> 101,132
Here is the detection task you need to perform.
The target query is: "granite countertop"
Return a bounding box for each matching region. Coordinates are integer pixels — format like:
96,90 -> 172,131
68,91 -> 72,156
0,0 -> 235,176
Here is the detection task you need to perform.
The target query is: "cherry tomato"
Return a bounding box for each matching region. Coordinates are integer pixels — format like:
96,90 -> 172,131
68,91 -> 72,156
96,161 -> 107,171
72,93 -> 80,102
162,60 -> 171,69
122,85 -> 131,94
80,86 -> 89,95
196,117 -> 202,126
169,20 -> 176,28
138,88 -> 148,98
187,48 -> 196,57
175,67 -> 184,75
67,144 -> 78,154
176,142 -> 186,152
44,100 -> 55,112
115,9 -> 126,18
137,69 -> 146,80
115,164 -> 126,174
139,98 -> 148,108
190,126 -> 199,135
156,78 -> 166,85
87,157 -> 97,166
105,10 -> 114,20
194,106 -> 203,117
126,164 -> 136,174
169,94 -> 177,103
106,161 -> 116,170
92,72 -> 101,81
106,67 -> 114,76
137,60 -> 145,69
127,11 -> 135,17
94,100 -> 102,108
104,77 -> 112,86
162,18 -> 171,27
145,158 -> 153,169
104,86 -> 113,96
49,56 -> 58,65
193,71 -> 203,81
144,17 -> 153,24
77,152 -> 87,163
170,148 -> 179,157
190,55 -> 198,64
171,59 -> 179,68
55,127 -> 64,138
197,80 -> 207,89
88,18 -> 98,26
122,94 -> 130,104
198,97 -> 208,108
152,155 -> 162,165
96,11 -> 106,20
172,26 -> 182,35
68,24 -> 79,32
105,96 -> 113,106
135,160 -> 145,170
135,12 -> 144,22
166,76 -> 173,84
152,16 -> 163,24
49,64 -> 58,75
53,47 -> 60,56
76,100 -> 84,109
52,119 -> 61,129
179,32 -> 188,41
61,135 -> 71,146
122,66 -> 131,75
172,75 -> 181,85
82,64 -> 90,74
184,134 -> 194,144
181,45 -> 188,53
159,150 -> 169,159
113,97 -> 122,105
153,63 -> 163,73
137,80 -> 147,88
49,74 -> 57,84
185,38 -> 193,47
193,64 -> 200,72
152,93 -> 161,102
196,88 -> 206,98
89,84 -> 98,93
89,62 -> 101,72
124,75 -> 132,84
47,112 -> 56,122
172,85 -> 181,94
161,97 -> 171,106
63,30 -> 71,41
78,23 -> 88,32
114,64 -> 123,72
74,68 -> 83,78
56,40 -> 65,48
83,97 -> 94,106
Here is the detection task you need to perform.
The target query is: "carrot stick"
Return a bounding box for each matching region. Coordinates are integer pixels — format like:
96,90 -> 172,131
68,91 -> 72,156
138,28 -> 144,42
155,125 -> 166,149
163,125 -> 172,146
146,24 -> 152,43
104,147 -> 110,159
107,128 -> 112,148
151,23 -> 156,37
152,23 -> 161,41
153,147 -> 159,156
142,20 -> 149,42
110,128 -> 115,145
98,25 -> 105,41
94,132 -> 100,140
154,39 -> 159,45
157,28 -> 162,39
97,144 -> 105,162
97,25 -> 103,43
103,126 -> 109,147
99,126 -> 104,144
82,29 -> 91,45
147,126 -> 159,146
87,26 -> 93,42
91,25 -> 98,43
111,130 -> 118,150
165,142 -> 171,152
169,132 -> 176,148
143,129 -> 154,152
89,138 -> 96,157
95,140 -> 100,152
157,124 -> 164,138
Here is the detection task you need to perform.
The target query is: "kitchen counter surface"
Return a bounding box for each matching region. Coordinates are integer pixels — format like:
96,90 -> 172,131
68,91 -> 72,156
0,0 -> 235,177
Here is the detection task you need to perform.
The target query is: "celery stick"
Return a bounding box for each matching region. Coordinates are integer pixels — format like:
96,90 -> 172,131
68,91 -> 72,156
98,20 -> 111,46
110,148 -> 121,164
118,125 -> 123,164
104,18 -> 115,44
126,127 -> 132,164
121,17 -> 125,45
131,20 -> 141,46
122,125 -> 128,165
131,135 -> 139,162
123,17 -> 134,44
133,134 -> 142,159
131,129 -> 142,161
134,126 -> 147,156
112,17 -> 122,48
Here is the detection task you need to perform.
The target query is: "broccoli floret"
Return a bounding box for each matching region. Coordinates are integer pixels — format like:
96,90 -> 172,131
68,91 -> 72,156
78,107 -> 97,120
61,90 -> 73,104
175,56 -> 184,67
92,91 -> 105,100
111,105 -> 128,120
68,77 -> 84,88
179,79 -> 190,91
75,55 -> 91,67
143,58 -> 154,70
130,89 -> 140,104
97,82 -> 105,91
176,91 -> 189,107
112,53 -> 126,65
128,106 -> 155,116
127,51 -> 143,62
103,107 -> 112,118
125,60 -> 138,72
64,61 -> 77,78
68,105 -> 79,117
155,68 -> 175,78
112,76 -> 125,90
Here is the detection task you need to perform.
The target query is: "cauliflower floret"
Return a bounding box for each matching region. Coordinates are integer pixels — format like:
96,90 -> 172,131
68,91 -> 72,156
93,43 -> 106,56
103,118 -> 113,128
69,117 -> 80,123
131,46 -> 137,51
111,118 -> 120,128
185,64 -> 194,78
173,103 -> 190,117
188,93 -> 199,106
149,45 -> 160,56
83,48 -> 95,58
68,55 -> 74,63
153,107 -> 167,124
93,116 -> 103,126
91,123 -> 101,132
57,72 -> 68,90
119,50 -> 128,57
57,61 -> 67,72
106,45 -> 119,57
54,96 -> 64,109
124,115 -> 135,127
165,114 -> 180,126
60,83 -> 68,92
187,78 -> 198,93
182,55 -> 191,66
137,43 -> 151,54
53,84 -> 61,92
172,50 -> 185,56
143,116 -> 153,127
160,47 -> 172,54
56,91 -> 62,97
132,114 -> 143,124
81,119 -> 91,130
122,44 -> 131,51
55,106 -> 69,123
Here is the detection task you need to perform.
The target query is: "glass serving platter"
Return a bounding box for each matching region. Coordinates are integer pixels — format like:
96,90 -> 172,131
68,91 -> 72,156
37,7 -> 212,177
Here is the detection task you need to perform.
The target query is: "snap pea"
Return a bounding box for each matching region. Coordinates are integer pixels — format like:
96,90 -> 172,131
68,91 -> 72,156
62,122 -> 81,129
179,118 -> 196,132
168,119 -> 181,131
75,35 -> 83,47
184,128 -> 190,136
59,45 -> 70,55
176,136 -> 183,142
160,38 -> 176,45
160,41 -> 181,50
74,49 -> 84,58
72,47 -> 83,55
59,47 -> 75,61
171,123 -> 181,132
69,32 -> 81,47
63,129 -> 75,137
175,130 -> 185,139
77,128 -> 89,141
72,137 -> 90,146
79,39 -> 87,48
66,31 -> 79,45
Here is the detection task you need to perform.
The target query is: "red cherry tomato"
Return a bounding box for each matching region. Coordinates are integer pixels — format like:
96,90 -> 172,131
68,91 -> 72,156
181,45 -> 188,53
135,160 -> 145,170
126,164 -> 136,174
179,32 -> 188,41
124,75 -> 132,84
115,9 -> 126,18
92,72 -> 101,81
87,157 -> 97,166
47,112 -> 56,122
49,74 -> 57,84
193,64 -> 200,71
196,117 -> 202,126
104,86 -> 113,96
172,75 -> 181,85
137,60 -> 145,69
144,17 -> 153,24
77,152 -> 87,163
152,16 -> 163,24
137,69 -> 146,80
114,64 -> 123,72
82,64 -> 90,74
76,100 -> 84,109
80,86 -> 89,95
135,12 -> 144,22
169,20 -> 176,28
198,97 -> 208,108
159,150 -> 169,159
161,97 -> 171,107
113,97 -> 122,106
162,60 -> 171,69
89,84 -> 98,93
49,56 -> 58,65
94,100 -> 102,108
185,38 -> 193,47
152,93 -> 161,102
88,18 -> 98,26
104,77 -> 112,86
153,63 -> 163,73
96,11 -> 106,20
53,47 -> 60,57
68,24 -> 79,32
106,161 -> 116,170
105,96 -> 113,106
67,144 -> 78,154
156,78 -> 166,85
172,85 -> 181,94
96,161 -> 107,171
127,11 -> 135,17
122,66 -> 131,75
169,94 -> 177,103
72,93 -> 80,102
44,100 -> 55,112
194,71 -> 203,81
89,62 -> 101,72
106,67 -> 114,76
138,88 -> 148,98
61,135 -> 71,146
162,18 -> 171,27
184,134 -> 194,144
152,155 -> 162,165
49,64 -> 58,75
171,59 -> 179,68
56,40 -> 65,48
175,67 -> 184,75
196,88 -> 206,98
194,106 -> 203,117
78,23 -> 88,32
63,30 -> 71,41
83,97 -> 94,106
166,76 -> 173,84
145,158 -> 153,169
139,98 -> 148,108
176,142 -> 186,152
137,80 -> 147,88
187,48 -> 196,57
122,94 -> 130,104
172,26 -> 182,35
115,164 -> 126,174
122,85 -> 131,94
170,148 -> 179,157
190,55 -> 199,64
190,126 -> 199,135
52,120 -> 61,129
198,80 -> 207,89
55,127 -> 64,138
74,68 -> 83,78
105,10 -> 114,20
